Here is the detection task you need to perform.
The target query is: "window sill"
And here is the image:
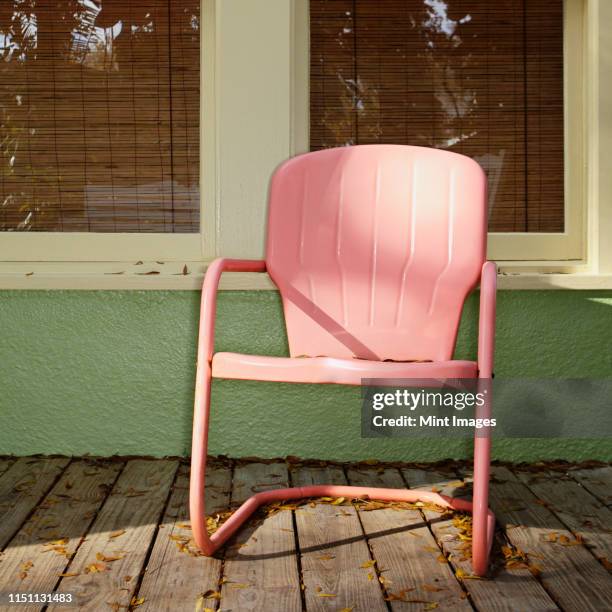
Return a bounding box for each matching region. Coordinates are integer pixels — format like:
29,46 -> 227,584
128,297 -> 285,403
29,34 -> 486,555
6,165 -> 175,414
1,262 -> 612,291
497,272 -> 612,290
0,262 -> 275,290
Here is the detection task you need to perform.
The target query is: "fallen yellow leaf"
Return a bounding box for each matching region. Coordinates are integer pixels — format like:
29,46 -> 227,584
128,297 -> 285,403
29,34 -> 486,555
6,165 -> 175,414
529,564 -> 543,577
194,593 -> 215,612
384,588 -> 415,601
96,552 -> 124,562
455,568 -> 483,580
19,561 -> 33,580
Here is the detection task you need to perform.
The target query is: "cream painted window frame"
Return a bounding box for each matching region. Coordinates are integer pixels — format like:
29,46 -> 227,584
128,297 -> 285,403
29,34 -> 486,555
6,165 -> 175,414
294,0 -> 587,267
0,0 -> 300,288
0,0 -> 217,266
1,0 -> 612,290
490,0 -> 586,264
290,0 -> 612,287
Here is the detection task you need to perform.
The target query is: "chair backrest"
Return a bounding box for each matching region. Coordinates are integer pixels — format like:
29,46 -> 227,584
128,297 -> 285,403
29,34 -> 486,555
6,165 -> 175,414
266,145 -> 487,362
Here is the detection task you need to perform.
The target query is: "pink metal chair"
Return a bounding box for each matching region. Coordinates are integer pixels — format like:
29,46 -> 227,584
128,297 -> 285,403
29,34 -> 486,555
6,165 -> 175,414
190,145 -> 497,576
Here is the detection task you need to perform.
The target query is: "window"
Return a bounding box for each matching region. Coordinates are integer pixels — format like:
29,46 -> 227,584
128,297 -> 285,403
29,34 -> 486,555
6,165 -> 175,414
0,0 -> 199,233
0,0 -> 207,267
310,0 -> 584,261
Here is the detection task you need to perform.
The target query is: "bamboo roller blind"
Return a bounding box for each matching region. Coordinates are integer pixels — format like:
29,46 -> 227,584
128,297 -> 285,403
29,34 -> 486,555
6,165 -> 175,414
310,0 -> 565,233
0,0 -> 200,233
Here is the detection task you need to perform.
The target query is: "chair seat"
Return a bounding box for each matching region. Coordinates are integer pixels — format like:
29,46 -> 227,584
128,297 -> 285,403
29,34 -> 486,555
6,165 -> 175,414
212,352 -> 478,385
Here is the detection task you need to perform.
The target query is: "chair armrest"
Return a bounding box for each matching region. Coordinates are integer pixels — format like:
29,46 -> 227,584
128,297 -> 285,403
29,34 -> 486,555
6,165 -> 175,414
477,261 -> 497,378
198,258 -> 267,364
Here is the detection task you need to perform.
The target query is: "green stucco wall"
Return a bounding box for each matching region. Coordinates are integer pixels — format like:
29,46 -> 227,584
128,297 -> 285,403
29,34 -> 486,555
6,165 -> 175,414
1,290 -> 611,461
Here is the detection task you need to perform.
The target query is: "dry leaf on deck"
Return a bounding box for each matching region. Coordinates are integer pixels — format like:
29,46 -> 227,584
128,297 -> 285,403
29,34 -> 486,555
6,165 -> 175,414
96,552 -> 124,562
543,532 -> 558,543
19,560 -> 33,579
529,564 -> 543,577
455,568 -> 483,580
195,593 -> 217,612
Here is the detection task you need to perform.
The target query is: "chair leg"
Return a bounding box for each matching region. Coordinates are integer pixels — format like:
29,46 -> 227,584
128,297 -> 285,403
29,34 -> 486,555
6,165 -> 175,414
472,434 -> 493,576
189,362 -> 216,555
190,369 -> 494,578
471,384 -> 494,577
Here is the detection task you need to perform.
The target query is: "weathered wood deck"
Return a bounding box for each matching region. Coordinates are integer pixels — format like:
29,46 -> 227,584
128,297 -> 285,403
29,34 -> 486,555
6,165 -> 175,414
0,456 -> 610,611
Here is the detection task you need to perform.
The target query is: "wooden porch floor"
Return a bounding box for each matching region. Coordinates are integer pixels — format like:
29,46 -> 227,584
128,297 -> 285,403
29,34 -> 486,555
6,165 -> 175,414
0,457 -> 611,611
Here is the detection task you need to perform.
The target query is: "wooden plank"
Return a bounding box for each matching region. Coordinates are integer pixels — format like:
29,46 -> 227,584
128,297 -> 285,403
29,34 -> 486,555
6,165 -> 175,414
219,462 -> 301,612
137,461 -> 232,612
292,464 -> 387,612
514,468 -> 612,564
0,457 -> 71,550
487,466 -> 612,611
48,459 -> 178,612
570,465 -> 612,507
346,466 -> 471,611
0,457 -> 16,479
402,467 -> 560,612
0,459 -> 122,610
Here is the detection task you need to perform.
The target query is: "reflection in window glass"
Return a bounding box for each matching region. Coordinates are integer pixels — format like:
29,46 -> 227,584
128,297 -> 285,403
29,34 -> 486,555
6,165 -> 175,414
310,0 -> 564,233
0,0 -> 199,232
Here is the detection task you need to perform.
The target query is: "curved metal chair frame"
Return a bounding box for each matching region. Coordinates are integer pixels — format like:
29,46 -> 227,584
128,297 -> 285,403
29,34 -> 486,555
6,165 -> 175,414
189,145 -> 497,576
